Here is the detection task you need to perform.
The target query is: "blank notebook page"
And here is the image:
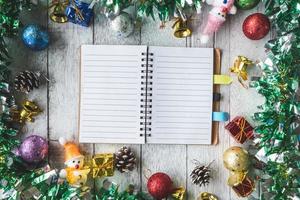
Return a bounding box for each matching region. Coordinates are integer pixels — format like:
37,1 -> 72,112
148,46 -> 214,144
79,45 -> 146,144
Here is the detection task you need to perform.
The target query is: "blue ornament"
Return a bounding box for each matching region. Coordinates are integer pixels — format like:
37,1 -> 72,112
22,24 -> 49,51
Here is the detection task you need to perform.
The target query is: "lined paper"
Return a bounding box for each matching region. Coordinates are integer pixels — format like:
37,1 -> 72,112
148,46 -> 214,144
79,45 -> 146,144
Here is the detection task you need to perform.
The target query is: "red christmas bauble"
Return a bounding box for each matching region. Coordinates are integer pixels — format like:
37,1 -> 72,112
147,172 -> 173,199
242,13 -> 270,40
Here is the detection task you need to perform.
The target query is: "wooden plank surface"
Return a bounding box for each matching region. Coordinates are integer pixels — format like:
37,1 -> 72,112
47,8 -> 94,168
12,2 -> 270,199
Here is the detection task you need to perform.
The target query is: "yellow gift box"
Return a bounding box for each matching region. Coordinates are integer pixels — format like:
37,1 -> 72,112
85,153 -> 114,178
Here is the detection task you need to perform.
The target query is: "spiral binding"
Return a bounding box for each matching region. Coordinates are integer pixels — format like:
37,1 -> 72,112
140,51 -> 153,137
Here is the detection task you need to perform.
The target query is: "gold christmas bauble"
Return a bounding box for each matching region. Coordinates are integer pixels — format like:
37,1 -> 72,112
227,172 -> 246,186
223,146 -> 250,172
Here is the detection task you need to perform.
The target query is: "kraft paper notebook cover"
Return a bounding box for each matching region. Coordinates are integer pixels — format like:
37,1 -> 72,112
79,45 -> 220,144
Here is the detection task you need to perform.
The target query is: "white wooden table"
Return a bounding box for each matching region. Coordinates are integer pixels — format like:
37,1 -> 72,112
11,1 -> 268,199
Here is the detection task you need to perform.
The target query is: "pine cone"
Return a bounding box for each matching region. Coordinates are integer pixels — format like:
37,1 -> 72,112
190,164 -> 212,187
14,71 -> 40,93
115,146 -> 136,173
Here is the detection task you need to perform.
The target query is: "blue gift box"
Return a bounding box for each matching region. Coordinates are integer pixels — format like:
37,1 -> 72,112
65,0 -> 93,27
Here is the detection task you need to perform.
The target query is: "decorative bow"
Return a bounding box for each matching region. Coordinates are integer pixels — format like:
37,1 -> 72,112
230,56 -> 254,88
70,0 -> 84,21
234,117 -> 254,142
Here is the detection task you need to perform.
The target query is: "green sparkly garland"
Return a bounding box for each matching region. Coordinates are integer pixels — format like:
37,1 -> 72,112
252,0 -> 300,199
0,0 -> 31,80
99,0 -> 202,23
0,1 -> 87,199
0,0 -> 299,199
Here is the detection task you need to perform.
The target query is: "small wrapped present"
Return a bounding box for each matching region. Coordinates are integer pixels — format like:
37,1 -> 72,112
232,175 -> 254,197
225,116 -> 254,144
85,154 -> 114,178
65,0 -> 94,27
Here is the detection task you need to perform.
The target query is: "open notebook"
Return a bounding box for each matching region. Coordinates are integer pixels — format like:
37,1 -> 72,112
79,45 -> 214,144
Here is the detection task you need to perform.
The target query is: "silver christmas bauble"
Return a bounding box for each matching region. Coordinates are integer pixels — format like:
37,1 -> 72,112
110,12 -> 134,38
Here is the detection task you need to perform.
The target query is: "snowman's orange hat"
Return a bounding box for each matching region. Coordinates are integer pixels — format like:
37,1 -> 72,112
59,137 -> 84,163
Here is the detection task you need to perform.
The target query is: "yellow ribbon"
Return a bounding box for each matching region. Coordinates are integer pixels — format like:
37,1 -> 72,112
71,0 -> 84,21
230,56 -> 254,88
213,75 -> 233,85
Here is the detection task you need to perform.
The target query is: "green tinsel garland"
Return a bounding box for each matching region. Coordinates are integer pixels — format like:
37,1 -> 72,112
252,0 -> 300,199
0,0 -> 299,199
0,0 -> 31,80
99,0 -> 202,23
0,1 -> 87,199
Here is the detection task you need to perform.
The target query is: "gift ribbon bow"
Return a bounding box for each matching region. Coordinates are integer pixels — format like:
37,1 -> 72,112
85,154 -> 114,178
230,56 -> 254,88
234,117 -> 253,142
71,0 -> 85,21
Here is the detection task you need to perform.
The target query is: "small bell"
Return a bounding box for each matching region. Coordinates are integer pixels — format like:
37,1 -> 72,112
172,19 -> 192,38
50,1 -> 69,23
19,100 -> 42,123
171,187 -> 186,200
198,192 -> 218,200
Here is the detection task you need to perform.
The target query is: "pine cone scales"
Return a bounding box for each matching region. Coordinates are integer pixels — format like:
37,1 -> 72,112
190,165 -> 211,187
14,71 -> 40,93
115,146 -> 136,173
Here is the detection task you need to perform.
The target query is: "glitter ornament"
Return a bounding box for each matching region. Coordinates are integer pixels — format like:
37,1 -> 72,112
235,0 -> 260,10
242,13 -> 270,40
15,135 -> 48,164
22,24 -> 49,51
147,172 -> 173,199
223,146 -> 250,173
110,12 -> 134,38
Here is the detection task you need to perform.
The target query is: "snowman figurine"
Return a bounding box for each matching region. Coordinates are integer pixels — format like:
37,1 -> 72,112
65,168 -> 90,188
200,0 -> 237,43
59,137 -> 90,187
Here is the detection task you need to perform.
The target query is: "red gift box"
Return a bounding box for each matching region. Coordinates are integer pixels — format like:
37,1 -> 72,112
225,116 -> 254,144
232,175 -> 255,197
